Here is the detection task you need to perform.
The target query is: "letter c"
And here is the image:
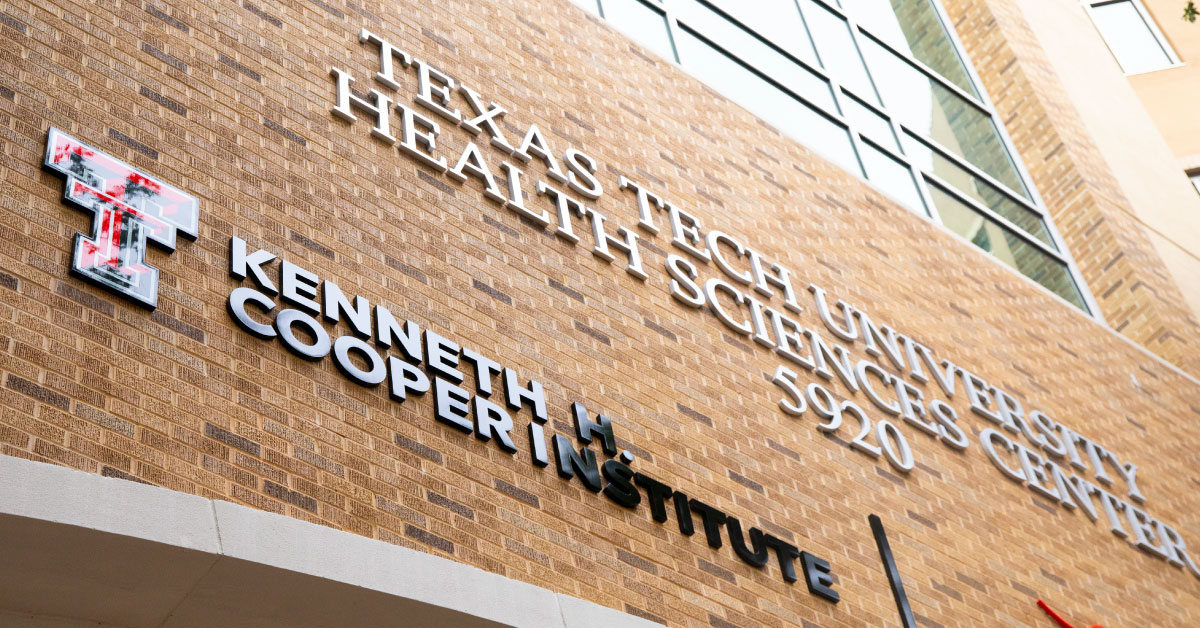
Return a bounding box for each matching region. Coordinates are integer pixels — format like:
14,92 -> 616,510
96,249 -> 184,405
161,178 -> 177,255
228,287 -> 277,339
704,278 -> 752,336
981,428 -> 1026,482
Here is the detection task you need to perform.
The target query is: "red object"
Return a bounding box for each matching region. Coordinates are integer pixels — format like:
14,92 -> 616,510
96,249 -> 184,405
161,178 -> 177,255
1037,600 -> 1105,628
67,180 -> 165,274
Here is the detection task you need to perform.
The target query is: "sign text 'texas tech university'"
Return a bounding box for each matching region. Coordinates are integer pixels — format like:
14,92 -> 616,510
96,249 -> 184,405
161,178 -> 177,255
310,26 -> 1200,586
33,16 -> 1198,628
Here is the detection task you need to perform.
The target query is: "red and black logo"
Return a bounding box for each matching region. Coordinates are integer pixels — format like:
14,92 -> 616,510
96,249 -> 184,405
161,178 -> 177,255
43,128 -> 198,309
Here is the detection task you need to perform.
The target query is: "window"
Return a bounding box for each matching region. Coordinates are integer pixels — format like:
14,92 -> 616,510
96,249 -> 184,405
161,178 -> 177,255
672,27 -> 860,174
847,0 -> 978,96
598,0 -> 678,62
1084,0 -> 1180,74
1189,171 -> 1200,195
577,0 -> 1096,314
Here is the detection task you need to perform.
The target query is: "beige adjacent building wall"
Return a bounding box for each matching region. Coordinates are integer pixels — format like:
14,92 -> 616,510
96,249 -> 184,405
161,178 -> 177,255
1004,0 -> 1200,325
1131,0 -> 1200,166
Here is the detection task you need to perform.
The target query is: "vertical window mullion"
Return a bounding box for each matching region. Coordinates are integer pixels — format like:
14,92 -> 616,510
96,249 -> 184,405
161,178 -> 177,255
927,0 -> 1102,316
659,0 -> 683,62
577,0 -> 1103,316
790,0 -> 868,180
838,3 -> 930,217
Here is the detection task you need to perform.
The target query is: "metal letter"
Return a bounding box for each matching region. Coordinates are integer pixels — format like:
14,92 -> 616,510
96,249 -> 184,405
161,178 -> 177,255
227,287 -> 277,339
870,514 -> 915,626
274,309 -> 331,361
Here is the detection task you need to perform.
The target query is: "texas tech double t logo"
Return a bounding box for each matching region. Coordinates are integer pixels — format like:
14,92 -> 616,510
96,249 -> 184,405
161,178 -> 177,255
43,128 -> 198,309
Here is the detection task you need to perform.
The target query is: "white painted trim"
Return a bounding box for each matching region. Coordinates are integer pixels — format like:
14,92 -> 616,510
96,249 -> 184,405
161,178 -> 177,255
0,455 -> 662,628
1081,0 -> 1182,74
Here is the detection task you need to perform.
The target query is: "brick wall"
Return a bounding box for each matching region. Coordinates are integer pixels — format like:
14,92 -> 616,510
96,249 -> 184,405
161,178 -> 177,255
0,0 -> 1198,627
943,0 -> 1200,377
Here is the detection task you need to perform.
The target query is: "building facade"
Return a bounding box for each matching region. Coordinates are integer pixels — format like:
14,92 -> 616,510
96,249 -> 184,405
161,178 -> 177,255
0,0 -> 1198,627
961,0 -> 1200,360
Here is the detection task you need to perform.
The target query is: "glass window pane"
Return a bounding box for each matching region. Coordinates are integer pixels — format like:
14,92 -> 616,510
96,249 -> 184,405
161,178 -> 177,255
927,183 -> 1087,310
902,132 -> 1053,246
861,143 -> 925,213
676,27 -> 862,175
862,38 -> 1026,195
798,0 -> 879,104
701,0 -> 819,65
598,0 -> 678,62
843,93 -> 899,152
1089,0 -> 1174,74
847,0 -> 978,96
674,0 -> 834,110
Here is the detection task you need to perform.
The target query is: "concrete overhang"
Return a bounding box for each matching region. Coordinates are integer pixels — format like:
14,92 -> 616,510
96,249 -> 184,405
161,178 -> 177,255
0,455 -> 660,628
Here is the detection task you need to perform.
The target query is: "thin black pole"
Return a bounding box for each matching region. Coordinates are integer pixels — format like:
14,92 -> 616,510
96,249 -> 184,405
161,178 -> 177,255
870,514 -> 917,628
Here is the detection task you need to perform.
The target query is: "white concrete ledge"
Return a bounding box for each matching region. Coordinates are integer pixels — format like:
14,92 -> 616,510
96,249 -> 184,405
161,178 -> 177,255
0,455 -> 661,628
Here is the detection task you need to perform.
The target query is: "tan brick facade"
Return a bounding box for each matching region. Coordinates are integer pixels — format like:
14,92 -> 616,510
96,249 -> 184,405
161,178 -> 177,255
0,1 -> 1198,627
944,0 -> 1200,377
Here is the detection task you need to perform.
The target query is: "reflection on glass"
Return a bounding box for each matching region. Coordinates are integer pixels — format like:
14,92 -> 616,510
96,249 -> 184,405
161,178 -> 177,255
862,38 -> 1025,195
676,27 -> 862,175
902,133 -> 1050,245
1089,0 -> 1174,74
597,0 -> 678,61
842,93 -> 899,152
674,0 -> 834,110
701,0 -> 819,65
860,143 -> 925,213
799,0 -> 879,104
928,184 -> 1086,310
573,0 -> 1091,314
847,0 -> 978,96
